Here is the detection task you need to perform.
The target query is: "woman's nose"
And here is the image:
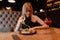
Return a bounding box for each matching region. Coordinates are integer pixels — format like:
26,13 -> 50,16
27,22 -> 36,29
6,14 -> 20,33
27,12 -> 30,14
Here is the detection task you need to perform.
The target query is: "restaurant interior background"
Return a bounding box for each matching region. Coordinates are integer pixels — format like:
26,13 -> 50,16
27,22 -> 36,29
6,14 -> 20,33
0,0 -> 60,28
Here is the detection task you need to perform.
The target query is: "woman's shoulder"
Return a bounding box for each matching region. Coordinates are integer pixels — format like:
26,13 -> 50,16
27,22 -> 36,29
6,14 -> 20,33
32,15 -> 39,18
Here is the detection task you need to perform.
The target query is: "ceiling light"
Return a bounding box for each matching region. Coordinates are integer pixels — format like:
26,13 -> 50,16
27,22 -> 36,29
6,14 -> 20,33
8,0 -> 16,3
0,0 -> 2,1
40,9 -> 45,12
34,10 -> 37,13
6,7 -> 11,10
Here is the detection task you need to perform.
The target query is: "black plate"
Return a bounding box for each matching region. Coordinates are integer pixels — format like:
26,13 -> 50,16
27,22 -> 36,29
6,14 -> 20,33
19,31 -> 37,35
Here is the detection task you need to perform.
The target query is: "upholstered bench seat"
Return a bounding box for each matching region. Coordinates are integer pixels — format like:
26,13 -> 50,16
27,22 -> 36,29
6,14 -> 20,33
0,10 -> 21,32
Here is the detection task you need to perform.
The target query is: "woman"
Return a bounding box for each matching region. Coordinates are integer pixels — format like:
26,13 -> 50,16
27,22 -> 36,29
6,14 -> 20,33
14,2 -> 49,32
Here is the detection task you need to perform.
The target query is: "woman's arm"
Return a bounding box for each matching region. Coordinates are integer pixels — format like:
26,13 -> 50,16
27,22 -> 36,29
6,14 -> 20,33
14,16 -> 25,32
35,16 -> 49,28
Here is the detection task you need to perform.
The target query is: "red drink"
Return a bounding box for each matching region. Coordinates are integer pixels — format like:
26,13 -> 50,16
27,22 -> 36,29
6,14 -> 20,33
44,18 -> 52,25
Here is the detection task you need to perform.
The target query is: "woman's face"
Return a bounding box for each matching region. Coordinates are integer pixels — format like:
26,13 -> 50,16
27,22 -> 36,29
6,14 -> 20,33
25,4 -> 32,17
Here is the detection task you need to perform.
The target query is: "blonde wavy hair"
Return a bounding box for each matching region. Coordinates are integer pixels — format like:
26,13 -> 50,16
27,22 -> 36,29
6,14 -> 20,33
22,2 -> 33,16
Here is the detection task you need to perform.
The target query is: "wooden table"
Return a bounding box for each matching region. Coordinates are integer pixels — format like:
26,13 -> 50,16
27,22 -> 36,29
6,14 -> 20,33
0,27 -> 60,40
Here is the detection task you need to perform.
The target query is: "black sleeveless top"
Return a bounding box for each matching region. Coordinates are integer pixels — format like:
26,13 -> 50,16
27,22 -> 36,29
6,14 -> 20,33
21,16 -> 41,29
